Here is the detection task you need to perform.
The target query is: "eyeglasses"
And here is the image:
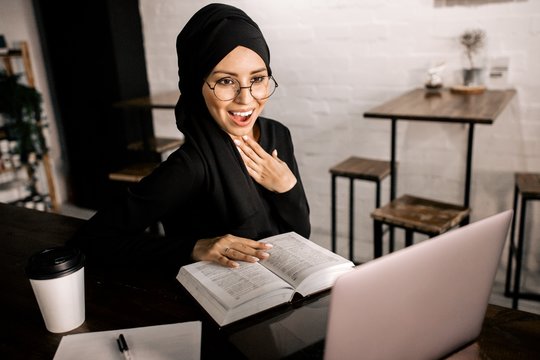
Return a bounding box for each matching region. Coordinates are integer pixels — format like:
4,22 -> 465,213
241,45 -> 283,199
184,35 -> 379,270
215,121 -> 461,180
205,76 -> 278,101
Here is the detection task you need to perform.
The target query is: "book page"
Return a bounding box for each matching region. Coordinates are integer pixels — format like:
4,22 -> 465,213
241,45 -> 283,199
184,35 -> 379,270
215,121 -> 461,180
260,232 -> 354,293
179,261 -> 293,310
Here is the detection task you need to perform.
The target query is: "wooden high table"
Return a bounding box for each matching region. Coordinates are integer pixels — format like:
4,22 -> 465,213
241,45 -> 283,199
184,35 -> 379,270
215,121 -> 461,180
364,88 -> 517,209
1,203 -> 539,359
114,90 -> 179,110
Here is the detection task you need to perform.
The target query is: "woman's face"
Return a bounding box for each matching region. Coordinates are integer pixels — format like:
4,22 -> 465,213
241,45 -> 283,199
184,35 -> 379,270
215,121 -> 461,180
202,46 -> 269,140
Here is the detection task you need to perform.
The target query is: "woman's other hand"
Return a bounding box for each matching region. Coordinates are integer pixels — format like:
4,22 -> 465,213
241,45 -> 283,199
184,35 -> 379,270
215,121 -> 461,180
192,234 -> 273,268
234,135 -> 297,193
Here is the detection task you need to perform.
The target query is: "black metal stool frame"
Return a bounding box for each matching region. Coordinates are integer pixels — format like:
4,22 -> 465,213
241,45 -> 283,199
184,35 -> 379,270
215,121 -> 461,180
505,178 -> 540,309
331,174 -> 385,263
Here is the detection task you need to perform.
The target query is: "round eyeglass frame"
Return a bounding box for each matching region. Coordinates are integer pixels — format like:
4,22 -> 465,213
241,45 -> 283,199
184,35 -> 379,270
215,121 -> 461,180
205,75 -> 278,101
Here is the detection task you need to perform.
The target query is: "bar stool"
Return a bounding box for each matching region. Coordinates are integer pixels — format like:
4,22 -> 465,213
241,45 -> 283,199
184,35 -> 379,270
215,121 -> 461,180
505,172 -> 540,309
371,194 -> 470,258
330,156 -> 391,263
108,162 -> 162,235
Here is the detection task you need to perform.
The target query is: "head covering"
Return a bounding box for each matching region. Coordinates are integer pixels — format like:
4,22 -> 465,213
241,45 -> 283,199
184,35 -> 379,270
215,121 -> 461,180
174,3 -> 272,233
176,3 -> 271,106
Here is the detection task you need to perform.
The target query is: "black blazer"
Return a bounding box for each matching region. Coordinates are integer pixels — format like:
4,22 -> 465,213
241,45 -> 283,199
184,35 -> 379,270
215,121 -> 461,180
69,117 -> 310,276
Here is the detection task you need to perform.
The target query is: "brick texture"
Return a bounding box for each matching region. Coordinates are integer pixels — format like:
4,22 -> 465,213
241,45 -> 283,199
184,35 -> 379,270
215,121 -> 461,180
139,0 -> 540,266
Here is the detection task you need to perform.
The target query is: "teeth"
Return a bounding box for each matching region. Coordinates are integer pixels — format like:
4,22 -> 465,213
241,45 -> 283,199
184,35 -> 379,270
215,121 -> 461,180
231,110 -> 253,117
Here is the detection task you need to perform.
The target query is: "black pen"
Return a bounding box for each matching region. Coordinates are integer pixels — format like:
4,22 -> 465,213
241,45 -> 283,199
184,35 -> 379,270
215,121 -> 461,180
117,333 -> 133,360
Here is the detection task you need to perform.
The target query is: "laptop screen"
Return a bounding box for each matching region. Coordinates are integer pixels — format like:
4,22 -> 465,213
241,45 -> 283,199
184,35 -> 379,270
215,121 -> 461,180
324,210 -> 512,360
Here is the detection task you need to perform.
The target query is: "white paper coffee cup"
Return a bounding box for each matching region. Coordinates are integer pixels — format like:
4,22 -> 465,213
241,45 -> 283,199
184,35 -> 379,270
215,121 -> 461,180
26,247 -> 85,333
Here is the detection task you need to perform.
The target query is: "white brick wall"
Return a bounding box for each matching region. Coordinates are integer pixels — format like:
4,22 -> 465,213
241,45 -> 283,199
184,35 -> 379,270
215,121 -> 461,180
139,0 -> 540,269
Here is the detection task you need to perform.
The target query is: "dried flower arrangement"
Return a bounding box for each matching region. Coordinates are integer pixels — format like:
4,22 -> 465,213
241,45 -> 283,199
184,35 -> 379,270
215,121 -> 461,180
460,29 -> 486,69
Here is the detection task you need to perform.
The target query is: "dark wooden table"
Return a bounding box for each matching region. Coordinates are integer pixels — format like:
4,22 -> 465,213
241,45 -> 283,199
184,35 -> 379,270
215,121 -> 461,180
1,203 -> 539,359
364,88 -> 516,208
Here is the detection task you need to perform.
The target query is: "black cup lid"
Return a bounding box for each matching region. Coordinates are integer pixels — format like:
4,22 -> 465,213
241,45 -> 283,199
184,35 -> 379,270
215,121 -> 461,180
26,247 -> 85,280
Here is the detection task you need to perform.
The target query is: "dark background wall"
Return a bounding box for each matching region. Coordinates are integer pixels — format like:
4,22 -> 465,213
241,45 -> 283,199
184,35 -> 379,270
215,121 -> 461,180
32,0 -> 152,209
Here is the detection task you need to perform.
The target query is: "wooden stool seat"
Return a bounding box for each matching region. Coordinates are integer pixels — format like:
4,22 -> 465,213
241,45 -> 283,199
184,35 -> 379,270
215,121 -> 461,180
515,172 -> 540,197
505,172 -> 540,309
330,156 -> 392,263
329,156 -> 391,182
108,162 -> 159,183
371,194 -> 470,257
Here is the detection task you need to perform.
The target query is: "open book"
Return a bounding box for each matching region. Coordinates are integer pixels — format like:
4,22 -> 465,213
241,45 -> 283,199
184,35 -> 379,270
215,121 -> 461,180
177,232 -> 355,326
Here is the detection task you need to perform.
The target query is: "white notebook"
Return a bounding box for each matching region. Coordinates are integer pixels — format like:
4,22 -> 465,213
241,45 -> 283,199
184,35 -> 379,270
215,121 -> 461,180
53,321 -> 201,360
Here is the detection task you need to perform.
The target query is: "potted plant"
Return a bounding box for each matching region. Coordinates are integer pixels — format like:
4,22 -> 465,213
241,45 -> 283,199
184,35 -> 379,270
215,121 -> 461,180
459,28 -> 486,87
0,70 -> 47,197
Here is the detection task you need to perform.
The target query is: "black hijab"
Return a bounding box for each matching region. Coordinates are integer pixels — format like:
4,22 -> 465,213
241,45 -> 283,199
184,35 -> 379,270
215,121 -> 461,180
175,3 -> 272,233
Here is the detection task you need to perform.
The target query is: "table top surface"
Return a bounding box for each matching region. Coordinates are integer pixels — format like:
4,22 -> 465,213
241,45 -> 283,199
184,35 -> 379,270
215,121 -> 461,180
364,88 -> 516,124
1,203 -> 539,360
114,90 -> 180,109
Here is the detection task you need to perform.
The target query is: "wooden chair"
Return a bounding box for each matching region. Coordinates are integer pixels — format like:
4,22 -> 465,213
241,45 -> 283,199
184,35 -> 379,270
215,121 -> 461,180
371,194 -> 470,258
505,172 -> 540,309
330,156 -> 391,263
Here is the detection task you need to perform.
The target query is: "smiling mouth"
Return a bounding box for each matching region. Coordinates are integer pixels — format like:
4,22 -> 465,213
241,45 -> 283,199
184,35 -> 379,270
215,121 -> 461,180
229,110 -> 254,125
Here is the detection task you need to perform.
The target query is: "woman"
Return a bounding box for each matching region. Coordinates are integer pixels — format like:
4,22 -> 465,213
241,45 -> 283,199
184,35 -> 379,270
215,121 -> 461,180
69,3 -> 310,275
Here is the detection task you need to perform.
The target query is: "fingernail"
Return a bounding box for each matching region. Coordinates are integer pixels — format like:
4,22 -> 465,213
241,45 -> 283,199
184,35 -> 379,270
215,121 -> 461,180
233,139 -> 241,145
242,135 -> 248,140
231,262 -> 239,268
264,243 -> 273,248
251,256 -> 260,262
260,252 -> 270,258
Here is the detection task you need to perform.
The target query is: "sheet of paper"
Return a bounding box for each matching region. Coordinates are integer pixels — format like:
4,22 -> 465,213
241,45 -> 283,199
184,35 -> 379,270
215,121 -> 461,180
53,321 -> 201,360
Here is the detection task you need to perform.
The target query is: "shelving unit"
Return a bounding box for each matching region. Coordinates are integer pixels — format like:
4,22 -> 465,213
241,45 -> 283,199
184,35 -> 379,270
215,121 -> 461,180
0,41 -> 58,212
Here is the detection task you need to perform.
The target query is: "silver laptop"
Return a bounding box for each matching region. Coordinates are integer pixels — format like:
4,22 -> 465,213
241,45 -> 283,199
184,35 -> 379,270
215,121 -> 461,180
324,210 -> 513,360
